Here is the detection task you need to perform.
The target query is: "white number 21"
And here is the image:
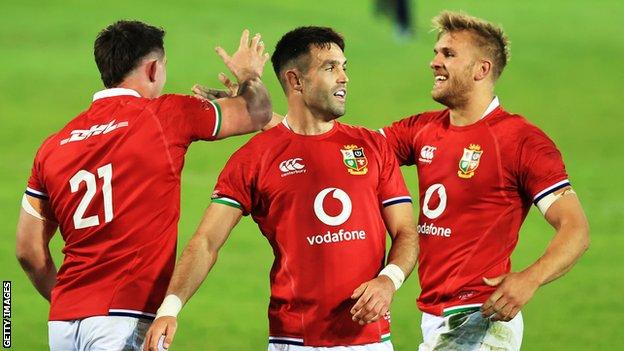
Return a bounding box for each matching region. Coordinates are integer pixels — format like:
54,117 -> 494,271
69,163 -> 113,229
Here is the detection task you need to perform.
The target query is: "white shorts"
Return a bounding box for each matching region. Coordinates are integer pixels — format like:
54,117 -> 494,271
48,316 -> 152,351
268,340 -> 393,351
418,310 -> 523,351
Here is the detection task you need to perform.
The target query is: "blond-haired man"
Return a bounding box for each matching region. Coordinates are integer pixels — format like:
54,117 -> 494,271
379,11 -> 590,350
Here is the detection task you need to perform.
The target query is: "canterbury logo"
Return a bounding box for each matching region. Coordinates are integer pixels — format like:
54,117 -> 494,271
60,119 -> 128,145
279,158 -> 305,172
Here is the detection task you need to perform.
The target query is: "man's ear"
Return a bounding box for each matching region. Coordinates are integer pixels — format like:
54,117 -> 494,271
146,59 -> 158,83
285,69 -> 303,93
475,59 -> 492,81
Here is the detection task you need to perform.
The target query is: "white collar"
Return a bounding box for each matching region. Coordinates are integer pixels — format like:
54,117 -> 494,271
282,115 -> 291,130
93,88 -> 141,101
480,96 -> 500,119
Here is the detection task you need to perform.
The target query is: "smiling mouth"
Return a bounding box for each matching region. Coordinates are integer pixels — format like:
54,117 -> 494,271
433,75 -> 448,88
333,89 -> 347,101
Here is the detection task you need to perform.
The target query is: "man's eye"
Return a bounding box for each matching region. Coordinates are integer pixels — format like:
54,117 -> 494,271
325,66 -> 334,71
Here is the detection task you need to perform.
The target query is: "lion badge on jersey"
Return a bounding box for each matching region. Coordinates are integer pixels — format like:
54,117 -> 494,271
341,145 -> 368,175
458,144 -> 483,179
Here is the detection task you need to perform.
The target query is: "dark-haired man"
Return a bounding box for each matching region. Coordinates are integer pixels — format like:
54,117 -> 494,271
145,26 -> 418,351
16,20 -> 272,350
379,11 -> 589,350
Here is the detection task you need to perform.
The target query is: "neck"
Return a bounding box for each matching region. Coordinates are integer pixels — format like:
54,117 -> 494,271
449,89 -> 494,127
117,79 -> 153,99
285,98 -> 335,135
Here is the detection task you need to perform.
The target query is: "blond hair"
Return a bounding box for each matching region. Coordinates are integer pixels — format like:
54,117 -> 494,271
432,11 -> 510,80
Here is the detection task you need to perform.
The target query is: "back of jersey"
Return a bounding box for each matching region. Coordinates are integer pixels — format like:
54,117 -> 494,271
26,89 -> 221,321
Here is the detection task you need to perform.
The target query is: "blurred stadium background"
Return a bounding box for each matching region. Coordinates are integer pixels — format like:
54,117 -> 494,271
1,0 -> 622,349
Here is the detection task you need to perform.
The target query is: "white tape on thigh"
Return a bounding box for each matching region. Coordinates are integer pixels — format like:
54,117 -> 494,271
22,194 -> 45,220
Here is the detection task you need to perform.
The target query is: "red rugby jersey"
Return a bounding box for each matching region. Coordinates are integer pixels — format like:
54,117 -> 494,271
212,120 -> 412,347
25,88 -> 221,321
380,100 -> 569,316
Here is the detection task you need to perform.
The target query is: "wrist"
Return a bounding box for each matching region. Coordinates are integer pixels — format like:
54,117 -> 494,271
378,264 -> 405,291
155,294 -> 183,319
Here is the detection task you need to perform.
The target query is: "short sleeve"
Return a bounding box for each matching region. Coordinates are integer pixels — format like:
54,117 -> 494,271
153,94 -> 222,143
376,134 -> 413,208
379,115 -> 420,166
211,146 -> 257,215
517,126 -> 570,205
25,136 -> 54,200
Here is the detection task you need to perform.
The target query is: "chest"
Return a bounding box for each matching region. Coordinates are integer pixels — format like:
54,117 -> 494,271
257,138 -> 382,202
413,126 -> 507,205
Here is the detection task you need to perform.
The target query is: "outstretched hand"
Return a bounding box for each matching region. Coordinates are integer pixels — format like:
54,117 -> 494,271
215,29 -> 269,83
192,72 -> 239,100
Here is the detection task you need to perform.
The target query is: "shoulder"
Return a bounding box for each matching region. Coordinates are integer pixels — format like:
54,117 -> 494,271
488,109 -> 555,145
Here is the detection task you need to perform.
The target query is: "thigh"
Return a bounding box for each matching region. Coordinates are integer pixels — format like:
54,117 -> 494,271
49,320 -> 79,351
78,315 -> 151,351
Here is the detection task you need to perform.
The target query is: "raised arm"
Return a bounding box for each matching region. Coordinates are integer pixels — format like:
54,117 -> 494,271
209,30 -> 272,139
481,190 -> 590,321
143,202 -> 243,351
16,195 -> 58,302
350,202 -> 419,325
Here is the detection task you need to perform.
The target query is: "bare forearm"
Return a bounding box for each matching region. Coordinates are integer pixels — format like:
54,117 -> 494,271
524,223 -> 589,286
387,227 -> 419,278
238,77 -> 272,130
166,235 -> 218,304
17,253 -> 56,301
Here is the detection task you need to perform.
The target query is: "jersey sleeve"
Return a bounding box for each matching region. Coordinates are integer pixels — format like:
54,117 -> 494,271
25,135 -> 55,200
375,134 -> 413,208
517,126 -> 570,208
211,145 -> 257,215
379,115 -> 420,166
153,94 -> 222,143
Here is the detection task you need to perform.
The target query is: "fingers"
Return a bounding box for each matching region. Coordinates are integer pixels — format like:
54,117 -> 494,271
481,289 -> 503,318
163,322 -> 177,349
239,29 -> 250,49
218,73 -> 238,93
250,33 -> 261,50
351,283 -> 367,300
483,274 -> 506,287
215,46 -> 231,64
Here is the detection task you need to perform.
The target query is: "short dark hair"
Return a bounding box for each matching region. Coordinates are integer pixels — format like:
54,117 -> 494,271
271,26 -> 345,89
94,20 -> 165,88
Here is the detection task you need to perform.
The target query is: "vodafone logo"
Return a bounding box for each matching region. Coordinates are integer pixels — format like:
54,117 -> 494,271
313,188 -> 352,226
279,158 -> 306,177
422,183 -> 447,219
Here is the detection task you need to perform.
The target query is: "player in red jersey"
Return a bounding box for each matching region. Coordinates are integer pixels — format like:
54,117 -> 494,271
145,27 -> 419,351
378,12 -> 590,350
15,20 -> 272,350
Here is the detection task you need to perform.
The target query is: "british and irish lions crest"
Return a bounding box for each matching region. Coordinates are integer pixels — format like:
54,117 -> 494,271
341,145 -> 368,175
457,144 -> 483,178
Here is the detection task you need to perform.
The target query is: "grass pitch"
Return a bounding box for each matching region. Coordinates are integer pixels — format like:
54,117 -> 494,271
1,0 -> 622,349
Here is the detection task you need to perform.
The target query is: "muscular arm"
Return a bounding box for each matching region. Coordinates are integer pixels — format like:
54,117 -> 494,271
15,196 -> 58,302
383,202 -> 419,277
144,202 -> 243,350
481,191 -> 590,321
350,202 -> 419,324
